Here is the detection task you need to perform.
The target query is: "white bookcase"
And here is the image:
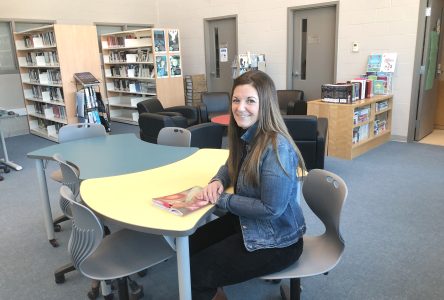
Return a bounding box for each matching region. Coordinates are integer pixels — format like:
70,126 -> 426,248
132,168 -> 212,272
101,28 -> 185,125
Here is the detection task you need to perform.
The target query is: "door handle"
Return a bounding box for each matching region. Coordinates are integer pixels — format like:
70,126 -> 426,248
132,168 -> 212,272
292,71 -> 300,78
210,71 -> 216,76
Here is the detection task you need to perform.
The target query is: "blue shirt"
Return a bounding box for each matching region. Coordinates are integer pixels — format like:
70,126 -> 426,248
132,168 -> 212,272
215,124 -> 306,251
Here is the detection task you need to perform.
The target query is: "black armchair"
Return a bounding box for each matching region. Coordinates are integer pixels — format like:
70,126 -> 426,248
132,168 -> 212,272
277,90 -> 306,115
137,98 -> 199,127
138,112 -> 187,143
283,115 -> 328,170
188,122 -> 225,149
198,92 -> 230,123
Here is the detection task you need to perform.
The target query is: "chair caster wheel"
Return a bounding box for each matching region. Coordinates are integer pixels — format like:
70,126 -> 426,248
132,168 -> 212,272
87,286 -> 100,299
55,274 -> 65,284
5,168 -> 10,173
137,269 -> 147,277
54,224 -> 62,232
49,239 -> 59,247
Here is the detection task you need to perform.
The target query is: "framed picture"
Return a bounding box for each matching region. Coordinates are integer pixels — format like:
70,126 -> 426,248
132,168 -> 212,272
155,55 -> 168,78
169,54 -> 182,77
168,29 -> 180,52
154,30 -> 166,52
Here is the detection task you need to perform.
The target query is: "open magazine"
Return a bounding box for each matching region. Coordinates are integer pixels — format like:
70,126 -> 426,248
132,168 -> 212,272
152,186 -> 210,216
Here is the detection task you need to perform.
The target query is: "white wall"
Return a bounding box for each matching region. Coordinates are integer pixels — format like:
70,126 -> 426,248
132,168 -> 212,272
158,0 -> 421,138
0,0 -> 421,138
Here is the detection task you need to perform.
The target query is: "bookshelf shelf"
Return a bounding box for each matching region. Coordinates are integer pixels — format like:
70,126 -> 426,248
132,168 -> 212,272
101,28 -> 185,125
308,94 -> 393,160
15,24 -> 104,141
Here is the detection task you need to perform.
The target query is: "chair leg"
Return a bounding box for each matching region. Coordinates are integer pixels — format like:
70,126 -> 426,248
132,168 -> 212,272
117,277 -> 129,300
54,262 -> 76,284
53,215 -> 70,232
280,278 -> 301,300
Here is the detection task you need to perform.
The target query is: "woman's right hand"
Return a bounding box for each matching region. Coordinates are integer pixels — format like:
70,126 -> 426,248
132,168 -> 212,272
195,180 -> 224,204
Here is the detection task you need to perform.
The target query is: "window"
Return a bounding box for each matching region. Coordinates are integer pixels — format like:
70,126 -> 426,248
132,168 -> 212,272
0,20 -> 54,74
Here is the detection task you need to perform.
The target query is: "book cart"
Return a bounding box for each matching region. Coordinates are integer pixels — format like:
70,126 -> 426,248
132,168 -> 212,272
14,24 -> 104,142
74,72 -> 110,132
101,28 -> 185,125
307,94 -> 393,160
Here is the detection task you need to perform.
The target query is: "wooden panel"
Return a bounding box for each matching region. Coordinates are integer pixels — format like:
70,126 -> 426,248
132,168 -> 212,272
55,25 -> 104,124
156,77 -> 185,107
435,81 -> 444,127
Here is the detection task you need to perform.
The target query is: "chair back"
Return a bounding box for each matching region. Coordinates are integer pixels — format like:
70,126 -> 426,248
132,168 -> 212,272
137,98 -> 164,114
200,92 -> 230,122
188,122 -> 225,149
302,169 -> 348,240
60,186 -> 104,270
158,127 -> 191,147
58,123 -> 106,143
53,154 -> 81,218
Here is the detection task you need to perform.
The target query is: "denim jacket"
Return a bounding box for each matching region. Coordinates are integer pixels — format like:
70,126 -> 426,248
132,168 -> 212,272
215,125 -> 306,251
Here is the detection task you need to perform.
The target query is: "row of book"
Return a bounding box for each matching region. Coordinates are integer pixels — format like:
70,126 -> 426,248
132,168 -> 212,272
76,87 -> 99,111
108,65 -> 154,78
352,123 -> 369,144
30,86 -> 64,102
353,105 -> 370,125
376,100 -> 389,111
108,79 -> 156,94
23,51 -> 59,66
106,49 -> 153,63
34,119 -> 63,132
31,102 -> 67,121
23,32 -> 56,48
27,69 -> 62,85
321,73 -> 392,104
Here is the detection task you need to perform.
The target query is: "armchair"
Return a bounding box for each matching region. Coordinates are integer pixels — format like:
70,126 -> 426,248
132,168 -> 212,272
137,98 -> 199,127
198,92 -> 230,123
283,115 -> 328,170
138,112 -> 187,143
277,90 -> 306,115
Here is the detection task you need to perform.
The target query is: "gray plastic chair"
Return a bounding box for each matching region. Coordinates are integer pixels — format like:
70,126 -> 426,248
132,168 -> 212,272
52,154 -> 81,284
157,127 -> 191,147
51,123 -> 106,183
60,186 -> 176,297
51,123 -> 106,231
261,169 -> 348,300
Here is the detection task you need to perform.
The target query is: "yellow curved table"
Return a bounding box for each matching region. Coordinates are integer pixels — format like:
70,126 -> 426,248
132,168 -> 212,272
81,148 -> 229,300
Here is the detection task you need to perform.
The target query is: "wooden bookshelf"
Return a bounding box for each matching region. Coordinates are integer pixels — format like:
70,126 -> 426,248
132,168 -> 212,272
307,95 -> 393,160
101,28 -> 184,125
14,24 -> 104,141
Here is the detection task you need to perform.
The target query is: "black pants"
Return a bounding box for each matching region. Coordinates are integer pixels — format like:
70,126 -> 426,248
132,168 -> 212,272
189,213 -> 303,300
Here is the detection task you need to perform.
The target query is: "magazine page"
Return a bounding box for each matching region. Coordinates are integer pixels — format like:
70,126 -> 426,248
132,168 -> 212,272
152,186 -> 210,216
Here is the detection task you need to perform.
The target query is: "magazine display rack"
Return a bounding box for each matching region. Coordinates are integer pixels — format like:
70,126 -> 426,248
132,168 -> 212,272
308,94 -> 393,160
101,28 -> 185,125
74,72 -> 110,132
232,52 -> 266,78
14,24 -> 104,142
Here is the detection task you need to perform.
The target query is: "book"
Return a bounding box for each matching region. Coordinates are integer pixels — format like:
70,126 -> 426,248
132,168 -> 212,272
74,72 -> 100,85
152,186 -> 210,216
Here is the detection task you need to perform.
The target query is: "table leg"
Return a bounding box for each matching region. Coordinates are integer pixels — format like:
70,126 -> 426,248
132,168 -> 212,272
35,159 -> 57,247
176,236 -> 192,300
0,129 -> 22,171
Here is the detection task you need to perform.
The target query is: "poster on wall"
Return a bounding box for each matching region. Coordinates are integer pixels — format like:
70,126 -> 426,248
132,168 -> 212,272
155,55 -> 168,78
154,30 -> 166,52
168,29 -> 180,52
220,47 -> 228,62
169,55 -> 182,77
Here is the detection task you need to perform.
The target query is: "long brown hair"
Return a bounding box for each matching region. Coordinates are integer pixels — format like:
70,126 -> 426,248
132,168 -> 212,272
227,70 -> 306,187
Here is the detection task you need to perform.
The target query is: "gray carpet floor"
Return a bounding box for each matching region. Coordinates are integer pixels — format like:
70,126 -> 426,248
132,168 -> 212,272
1,122 -> 444,299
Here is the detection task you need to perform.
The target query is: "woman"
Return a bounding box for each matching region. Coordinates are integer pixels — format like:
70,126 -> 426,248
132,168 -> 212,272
190,70 -> 306,300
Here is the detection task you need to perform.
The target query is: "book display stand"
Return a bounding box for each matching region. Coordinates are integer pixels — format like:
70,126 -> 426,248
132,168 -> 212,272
101,28 -> 185,125
308,94 -> 393,160
14,24 -> 104,142
74,72 -> 110,132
